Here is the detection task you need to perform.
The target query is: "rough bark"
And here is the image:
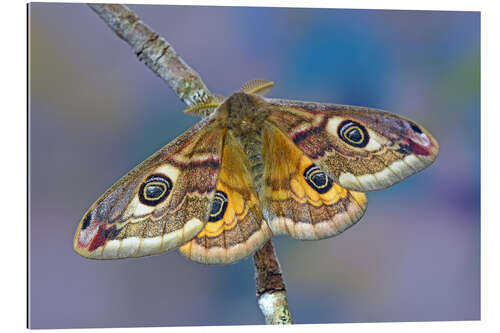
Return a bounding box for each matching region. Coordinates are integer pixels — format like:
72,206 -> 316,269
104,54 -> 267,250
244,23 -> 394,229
89,3 -> 211,108
253,240 -> 293,324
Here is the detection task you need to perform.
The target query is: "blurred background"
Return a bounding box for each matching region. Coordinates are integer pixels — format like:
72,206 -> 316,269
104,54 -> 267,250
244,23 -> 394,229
29,3 -> 480,329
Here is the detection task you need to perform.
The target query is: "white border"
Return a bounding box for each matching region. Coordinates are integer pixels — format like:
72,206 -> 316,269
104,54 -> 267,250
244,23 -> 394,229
3,0 -> 496,333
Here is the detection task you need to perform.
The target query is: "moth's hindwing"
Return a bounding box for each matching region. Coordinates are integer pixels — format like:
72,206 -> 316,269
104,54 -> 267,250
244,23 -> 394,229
265,98 -> 439,192
179,131 -> 272,264
262,123 -> 367,239
74,117 -> 225,259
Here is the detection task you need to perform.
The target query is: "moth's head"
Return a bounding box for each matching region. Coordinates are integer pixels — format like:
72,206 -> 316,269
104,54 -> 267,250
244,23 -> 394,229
183,79 -> 274,117
225,92 -> 266,110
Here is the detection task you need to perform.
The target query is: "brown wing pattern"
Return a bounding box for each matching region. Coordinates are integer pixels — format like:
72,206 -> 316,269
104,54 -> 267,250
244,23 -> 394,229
265,98 -> 439,192
73,117 -> 225,259
261,123 -> 367,239
75,85 -> 439,264
179,131 -> 272,264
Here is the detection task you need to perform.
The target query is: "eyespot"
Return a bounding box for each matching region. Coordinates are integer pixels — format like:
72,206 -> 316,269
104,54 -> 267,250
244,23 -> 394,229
139,174 -> 173,206
208,191 -> 228,222
304,165 -> 333,194
337,120 -> 369,147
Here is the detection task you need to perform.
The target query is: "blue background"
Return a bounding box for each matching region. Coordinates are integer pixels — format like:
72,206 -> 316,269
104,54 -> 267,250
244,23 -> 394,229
29,3 -> 480,328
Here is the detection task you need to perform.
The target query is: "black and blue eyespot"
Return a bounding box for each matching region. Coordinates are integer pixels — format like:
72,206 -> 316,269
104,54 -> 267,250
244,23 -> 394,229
304,165 -> 333,194
139,174 -> 173,206
338,120 -> 369,147
208,191 -> 228,222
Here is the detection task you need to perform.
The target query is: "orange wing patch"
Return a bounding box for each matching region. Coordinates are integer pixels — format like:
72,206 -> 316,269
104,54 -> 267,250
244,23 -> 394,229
179,132 -> 272,264
262,123 -> 367,240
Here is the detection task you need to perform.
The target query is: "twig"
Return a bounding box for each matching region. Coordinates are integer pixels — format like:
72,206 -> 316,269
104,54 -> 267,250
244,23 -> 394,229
88,4 -> 211,108
253,240 -> 293,324
88,3 -> 293,325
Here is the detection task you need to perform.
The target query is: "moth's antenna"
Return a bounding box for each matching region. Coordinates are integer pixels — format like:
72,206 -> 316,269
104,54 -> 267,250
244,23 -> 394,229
184,94 -> 225,115
240,79 -> 274,96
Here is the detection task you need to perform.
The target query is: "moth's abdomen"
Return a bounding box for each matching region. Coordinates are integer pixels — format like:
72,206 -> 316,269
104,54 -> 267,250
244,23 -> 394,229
234,129 -> 266,195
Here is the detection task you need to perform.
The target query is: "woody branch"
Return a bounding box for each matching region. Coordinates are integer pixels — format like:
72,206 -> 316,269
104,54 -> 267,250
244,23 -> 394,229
88,3 -> 293,325
88,3 -> 210,107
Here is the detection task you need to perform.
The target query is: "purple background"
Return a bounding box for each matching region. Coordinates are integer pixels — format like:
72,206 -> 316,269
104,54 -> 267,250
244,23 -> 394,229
29,3 -> 480,328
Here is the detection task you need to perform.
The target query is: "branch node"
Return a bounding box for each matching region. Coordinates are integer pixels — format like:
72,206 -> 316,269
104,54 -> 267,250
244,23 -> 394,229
257,291 -> 293,325
253,240 -> 293,324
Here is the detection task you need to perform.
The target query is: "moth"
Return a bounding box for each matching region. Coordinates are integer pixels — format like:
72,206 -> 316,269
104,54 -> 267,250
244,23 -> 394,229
74,80 -> 439,264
